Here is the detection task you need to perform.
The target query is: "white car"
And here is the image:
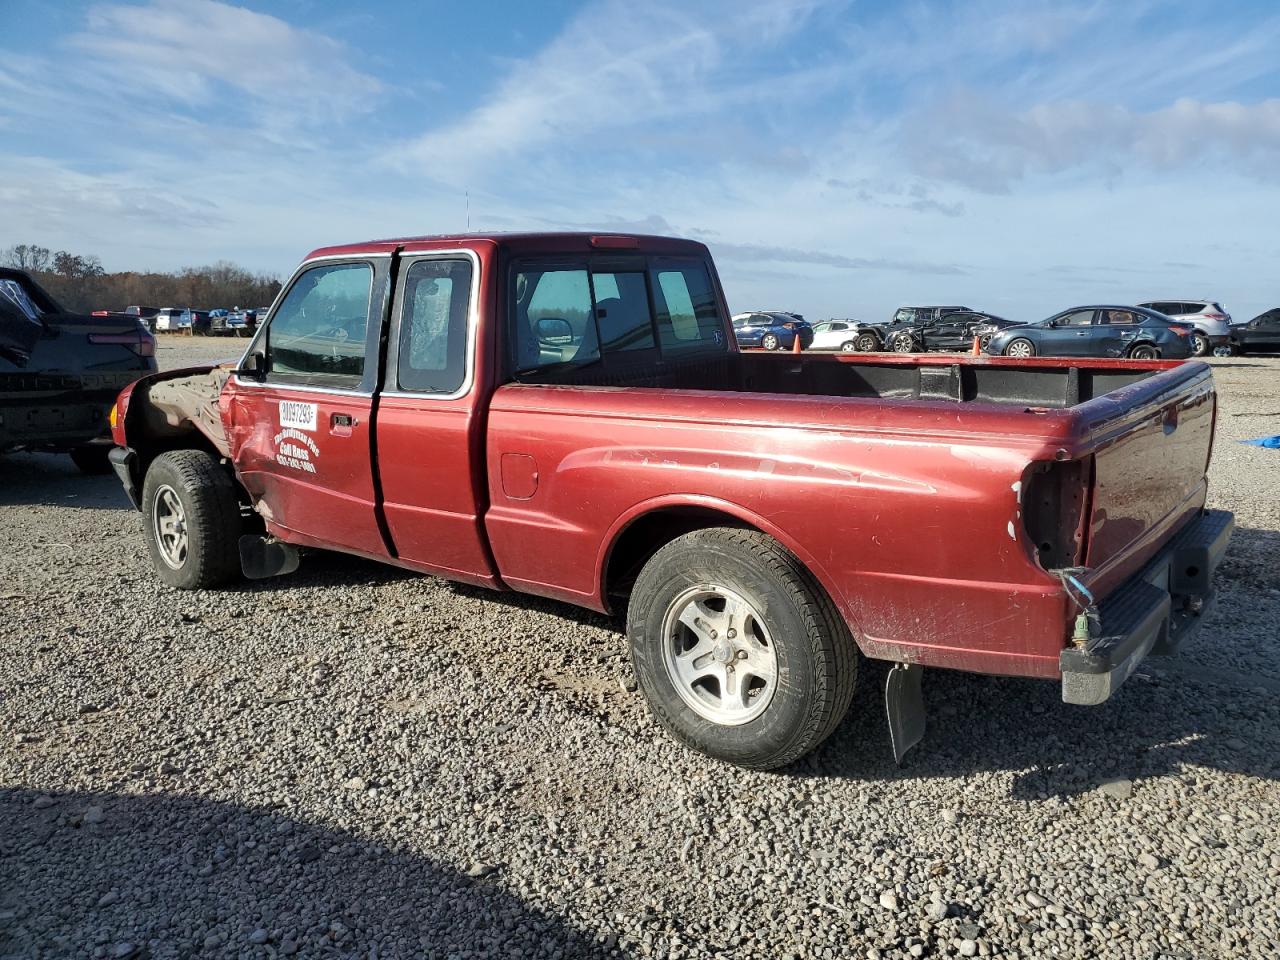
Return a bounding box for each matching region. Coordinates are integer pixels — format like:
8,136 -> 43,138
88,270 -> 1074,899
153,307 -> 190,332
808,319 -> 876,352
1136,300 -> 1232,356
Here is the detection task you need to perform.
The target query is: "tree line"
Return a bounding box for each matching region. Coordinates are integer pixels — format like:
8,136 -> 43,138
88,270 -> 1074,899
2,244 -> 282,314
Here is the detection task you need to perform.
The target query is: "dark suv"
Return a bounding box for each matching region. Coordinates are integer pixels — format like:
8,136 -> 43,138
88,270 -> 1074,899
881,310 -> 1016,353
858,305 -> 971,350
2,269 -> 157,471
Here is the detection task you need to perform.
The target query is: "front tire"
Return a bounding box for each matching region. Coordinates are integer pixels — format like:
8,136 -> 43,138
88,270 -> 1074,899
761,333 -> 780,351
627,528 -> 858,770
891,333 -> 916,353
141,450 -> 243,589
1004,338 -> 1035,358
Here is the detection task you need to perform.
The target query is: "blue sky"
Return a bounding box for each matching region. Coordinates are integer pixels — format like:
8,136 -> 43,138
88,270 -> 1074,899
2,0 -> 1278,321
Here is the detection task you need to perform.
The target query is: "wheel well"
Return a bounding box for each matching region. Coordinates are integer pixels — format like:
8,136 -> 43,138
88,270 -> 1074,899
604,507 -> 756,609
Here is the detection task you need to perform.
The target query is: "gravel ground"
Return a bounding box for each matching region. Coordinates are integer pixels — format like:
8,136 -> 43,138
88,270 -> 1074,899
2,339 -> 1278,959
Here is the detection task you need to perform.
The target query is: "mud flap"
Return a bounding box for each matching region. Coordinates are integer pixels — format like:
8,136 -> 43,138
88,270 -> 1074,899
885,662 -> 926,765
239,535 -> 300,580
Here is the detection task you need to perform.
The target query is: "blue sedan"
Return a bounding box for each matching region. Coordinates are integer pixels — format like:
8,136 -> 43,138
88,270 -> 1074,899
731,312 -> 814,350
984,306 -> 1193,360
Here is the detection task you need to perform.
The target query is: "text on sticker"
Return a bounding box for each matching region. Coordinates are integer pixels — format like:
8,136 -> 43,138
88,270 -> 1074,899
278,400 -> 317,431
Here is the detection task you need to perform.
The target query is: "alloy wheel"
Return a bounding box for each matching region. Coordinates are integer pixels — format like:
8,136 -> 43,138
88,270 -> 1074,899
661,584 -> 778,726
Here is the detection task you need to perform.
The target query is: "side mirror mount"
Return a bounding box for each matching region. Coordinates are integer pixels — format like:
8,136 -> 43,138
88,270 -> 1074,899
1044,319 -> 1058,328
237,351 -> 267,381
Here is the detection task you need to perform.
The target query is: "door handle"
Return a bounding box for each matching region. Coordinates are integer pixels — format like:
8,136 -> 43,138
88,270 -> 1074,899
330,412 -> 356,436
1074,331 -> 1089,336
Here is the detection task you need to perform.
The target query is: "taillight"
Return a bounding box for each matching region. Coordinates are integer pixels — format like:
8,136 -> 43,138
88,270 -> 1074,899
1203,312 -> 1225,320
1168,325 -> 1190,336
1023,457 -> 1093,570
89,327 -> 155,357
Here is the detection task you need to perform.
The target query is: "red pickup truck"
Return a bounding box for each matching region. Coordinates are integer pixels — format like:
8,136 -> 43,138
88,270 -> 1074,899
107,232 -> 1233,769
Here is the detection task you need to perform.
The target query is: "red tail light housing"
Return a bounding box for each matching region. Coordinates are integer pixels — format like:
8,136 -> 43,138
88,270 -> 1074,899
1203,312 -> 1226,320
1168,325 -> 1191,336
89,325 -> 156,357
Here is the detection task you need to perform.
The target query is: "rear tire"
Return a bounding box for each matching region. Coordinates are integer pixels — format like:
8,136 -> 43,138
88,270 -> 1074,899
1190,332 -> 1210,357
627,528 -> 858,770
70,445 -> 112,475
839,340 -> 857,353
761,333 -> 780,351
1129,344 -> 1159,360
1005,338 -> 1036,358
141,450 -> 243,589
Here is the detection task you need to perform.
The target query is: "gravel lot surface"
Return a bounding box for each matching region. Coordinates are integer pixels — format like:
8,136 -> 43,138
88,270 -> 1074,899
2,337 -> 1278,959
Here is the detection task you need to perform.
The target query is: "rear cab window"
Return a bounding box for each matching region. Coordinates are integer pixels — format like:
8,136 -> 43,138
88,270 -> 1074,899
510,255 -> 726,376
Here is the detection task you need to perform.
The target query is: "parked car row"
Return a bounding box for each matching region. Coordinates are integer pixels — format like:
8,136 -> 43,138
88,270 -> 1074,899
738,298 -> 1279,361
93,305 -> 268,336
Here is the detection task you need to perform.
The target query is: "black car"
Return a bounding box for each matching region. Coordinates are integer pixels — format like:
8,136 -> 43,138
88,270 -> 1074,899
983,306 -> 1193,360
882,310 -> 1017,353
1226,308 -> 1280,355
1,269 -> 157,472
855,305 -> 972,350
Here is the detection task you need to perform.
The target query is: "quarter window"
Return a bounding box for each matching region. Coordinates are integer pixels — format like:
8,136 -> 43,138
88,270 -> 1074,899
397,258 -> 472,394
266,262 -> 372,387
653,263 -> 723,351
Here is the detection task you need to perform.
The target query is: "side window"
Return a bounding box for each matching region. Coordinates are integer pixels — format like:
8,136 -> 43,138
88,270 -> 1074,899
653,263 -> 724,352
514,268 -> 597,372
1101,310 -> 1138,325
591,271 -> 655,353
830,322 -> 847,331
1057,310 -> 1095,327
266,262 -> 372,386
397,258 -> 473,394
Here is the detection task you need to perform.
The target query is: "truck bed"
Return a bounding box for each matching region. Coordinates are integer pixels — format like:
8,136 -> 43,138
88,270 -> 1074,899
490,350 -> 1216,678
520,349 -> 1176,408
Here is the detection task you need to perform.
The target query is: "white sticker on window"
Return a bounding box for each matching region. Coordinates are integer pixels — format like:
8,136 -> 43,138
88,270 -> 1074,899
278,400 -> 317,431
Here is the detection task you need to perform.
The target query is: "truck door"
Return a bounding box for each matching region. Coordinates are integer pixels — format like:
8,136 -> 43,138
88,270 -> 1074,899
373,249 -> 499,587
223,256 -> 389,558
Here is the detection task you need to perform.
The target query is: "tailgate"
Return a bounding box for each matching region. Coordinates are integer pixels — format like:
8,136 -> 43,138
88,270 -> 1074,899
1083,371 -> 1216,578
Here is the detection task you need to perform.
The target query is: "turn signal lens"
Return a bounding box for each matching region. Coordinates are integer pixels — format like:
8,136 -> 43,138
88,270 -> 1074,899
108,404 -> 117,429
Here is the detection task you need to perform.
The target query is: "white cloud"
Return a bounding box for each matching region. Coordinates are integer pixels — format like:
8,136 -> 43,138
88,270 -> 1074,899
66,0 -> 383,128
907,94 -> 1280,192
392,0 -> 829,181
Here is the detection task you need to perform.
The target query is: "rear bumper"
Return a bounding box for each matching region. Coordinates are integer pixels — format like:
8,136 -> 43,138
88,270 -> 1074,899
1060,508 -> 1233,705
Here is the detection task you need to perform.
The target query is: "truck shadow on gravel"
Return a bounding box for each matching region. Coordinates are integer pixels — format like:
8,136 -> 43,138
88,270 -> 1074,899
0,787 -> 620,959
0,453 -> 132,511
808,645 -> 1278,799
